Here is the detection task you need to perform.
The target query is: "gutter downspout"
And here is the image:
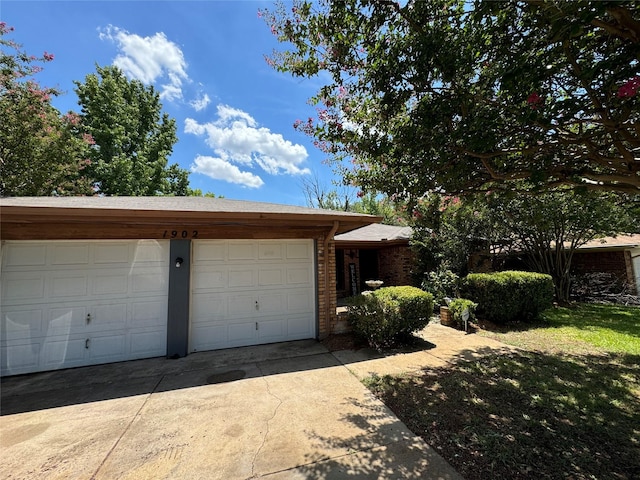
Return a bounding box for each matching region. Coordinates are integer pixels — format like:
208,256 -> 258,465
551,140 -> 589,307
324,221 -> 340,337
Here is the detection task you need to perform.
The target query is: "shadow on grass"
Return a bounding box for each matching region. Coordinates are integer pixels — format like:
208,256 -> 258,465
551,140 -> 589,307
365,350 -> 640,480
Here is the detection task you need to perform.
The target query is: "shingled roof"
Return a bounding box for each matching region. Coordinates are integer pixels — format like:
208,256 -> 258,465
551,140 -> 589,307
334,223 -> 413,245
0,196 -> 382,239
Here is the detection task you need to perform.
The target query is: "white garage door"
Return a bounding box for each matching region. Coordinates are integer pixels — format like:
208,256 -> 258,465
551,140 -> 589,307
1,240 -> 169,376
191,240 -> 316,352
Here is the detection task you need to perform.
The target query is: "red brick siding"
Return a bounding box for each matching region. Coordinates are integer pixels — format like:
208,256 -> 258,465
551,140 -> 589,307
571,251 -> 627,278
378,246 -> 415,286
316,236 -> 337,339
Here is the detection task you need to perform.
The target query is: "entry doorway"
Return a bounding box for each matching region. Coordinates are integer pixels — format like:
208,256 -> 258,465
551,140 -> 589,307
359,249 -> 379,291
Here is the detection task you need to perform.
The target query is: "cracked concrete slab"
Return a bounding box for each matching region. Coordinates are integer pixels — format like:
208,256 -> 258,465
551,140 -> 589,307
1,337 -> 465,479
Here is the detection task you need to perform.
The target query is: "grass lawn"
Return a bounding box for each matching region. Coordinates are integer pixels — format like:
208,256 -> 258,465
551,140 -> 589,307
364,303 -> 640,480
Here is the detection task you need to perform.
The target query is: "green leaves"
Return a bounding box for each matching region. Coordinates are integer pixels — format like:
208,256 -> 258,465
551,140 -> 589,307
0,24 -> 93,196
74,65 -> 186,196
264,0 -> 640,196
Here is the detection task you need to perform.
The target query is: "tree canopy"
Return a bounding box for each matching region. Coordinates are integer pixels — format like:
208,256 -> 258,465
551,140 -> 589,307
486,188 -> 634,303
0,23 -> 93,196
263,1 -> 640,198
75,65 -> 188,196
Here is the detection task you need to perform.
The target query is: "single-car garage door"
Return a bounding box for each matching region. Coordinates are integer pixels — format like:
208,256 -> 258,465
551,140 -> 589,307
190,239 -> 316,352
1,240 -> 169,376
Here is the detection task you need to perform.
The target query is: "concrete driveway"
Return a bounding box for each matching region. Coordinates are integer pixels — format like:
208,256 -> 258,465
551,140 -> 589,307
0,339 -> 462,480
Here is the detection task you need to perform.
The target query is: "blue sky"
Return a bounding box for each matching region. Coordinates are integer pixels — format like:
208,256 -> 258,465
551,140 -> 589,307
2,1 -> 341,205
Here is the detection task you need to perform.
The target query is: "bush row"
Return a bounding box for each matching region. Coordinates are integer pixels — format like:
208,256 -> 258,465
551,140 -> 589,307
460,271 -> 554,323
347,286 -> 434,349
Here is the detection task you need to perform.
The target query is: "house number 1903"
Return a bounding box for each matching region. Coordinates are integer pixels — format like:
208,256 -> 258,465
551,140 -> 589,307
163,230 -> 198,239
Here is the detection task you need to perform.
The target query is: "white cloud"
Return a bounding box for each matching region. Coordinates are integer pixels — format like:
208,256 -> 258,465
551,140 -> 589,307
185,105 -> 310,188
99,25 -> 188,101
190,93 -> 211,112
191,155 -> 264,188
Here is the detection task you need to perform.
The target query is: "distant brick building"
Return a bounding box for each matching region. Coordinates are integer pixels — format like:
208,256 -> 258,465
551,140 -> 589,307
334,224 -> 416,298
571,235 -> 640,295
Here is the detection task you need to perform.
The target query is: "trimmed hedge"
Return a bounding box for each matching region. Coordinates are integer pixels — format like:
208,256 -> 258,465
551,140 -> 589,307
347,286 -> 434,348
459,271 -> 554,323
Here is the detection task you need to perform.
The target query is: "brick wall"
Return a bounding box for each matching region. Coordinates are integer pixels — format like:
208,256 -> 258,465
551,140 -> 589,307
571,250 -> 627,277
378,245 -> 416,286
316,236 -> 337,339
571,249 -> 637,295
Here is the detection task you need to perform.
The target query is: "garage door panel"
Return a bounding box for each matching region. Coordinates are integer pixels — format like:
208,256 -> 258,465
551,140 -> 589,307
228,269 -> 255,288
131,269 -> 168,294
286,242 -> 311,259
1,342 -> 40,373
257,318 -> 285,341
50,274 -> 88,298
92,273 -> 129,295
287,315 -> 314,336
2,309 -> 44,340
88,334 -> 126,361
3,244 -> 47,267
193,242 -> 226,262
228,243 -> 255,261
190,239 -> 315,353
47,306 -> 86,336
228,321 -> 257,345
191,293 -> 227,320
94,242 -> 130,264
52,244 -> 89,265
228,295 -> 258,315
3,274 -> 45,303
191,324 -> 227,351
1,240 -> 169,376
41,336 -> 87,369
192,267 -> 226,290
258,268 -> 284,286
257,293 -> 284,313
287,290 -> 314,313
131,329 -> 166,356
287,266 -> 312,285
258,242 -> 283,260
131,300 -> 168,327
89,303 -> 127,331
131,240 -> 168,264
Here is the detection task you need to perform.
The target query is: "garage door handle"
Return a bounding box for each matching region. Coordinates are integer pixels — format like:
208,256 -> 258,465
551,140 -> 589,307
86,313 -> 91,324
255,301 -> 259,310
85,338 -> 91,349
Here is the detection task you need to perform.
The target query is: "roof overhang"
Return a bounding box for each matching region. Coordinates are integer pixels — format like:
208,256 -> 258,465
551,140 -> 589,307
0,197 -> 382,240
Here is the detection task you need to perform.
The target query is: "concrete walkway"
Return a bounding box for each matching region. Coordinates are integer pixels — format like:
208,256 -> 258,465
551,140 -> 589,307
0,323 -> 512,479
333,322 -> 518,380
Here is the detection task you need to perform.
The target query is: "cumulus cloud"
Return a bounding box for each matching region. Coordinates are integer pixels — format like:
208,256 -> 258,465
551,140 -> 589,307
191,155 -> 264,188
190,92 -> 211,112
185,105 -> 310,188
99,25 -> 188,101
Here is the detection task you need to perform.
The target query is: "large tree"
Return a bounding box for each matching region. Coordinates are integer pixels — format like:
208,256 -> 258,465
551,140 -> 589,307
263,1 -> 640,198
486,188 -> 633,303
74,65 -> 189,196
0,23 -> 92,196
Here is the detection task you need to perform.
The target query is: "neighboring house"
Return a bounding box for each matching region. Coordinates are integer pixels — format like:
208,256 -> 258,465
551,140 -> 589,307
571,234 -> 640,295
475,234 -> 640,296
334,223 -> 415,298
0,197 -> 379,376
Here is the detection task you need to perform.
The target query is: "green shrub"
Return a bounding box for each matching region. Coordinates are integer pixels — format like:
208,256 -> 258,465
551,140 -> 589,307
347,286 -> 434,348
460,271 -> 553,323
421,269 -> 459,307
448,298 -> 478,330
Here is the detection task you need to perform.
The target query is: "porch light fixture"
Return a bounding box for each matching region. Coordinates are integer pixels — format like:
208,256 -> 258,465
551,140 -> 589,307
175,257 -> 184,268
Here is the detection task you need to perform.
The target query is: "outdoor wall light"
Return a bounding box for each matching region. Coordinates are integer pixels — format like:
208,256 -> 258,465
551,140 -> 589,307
175,257 -> 184,268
